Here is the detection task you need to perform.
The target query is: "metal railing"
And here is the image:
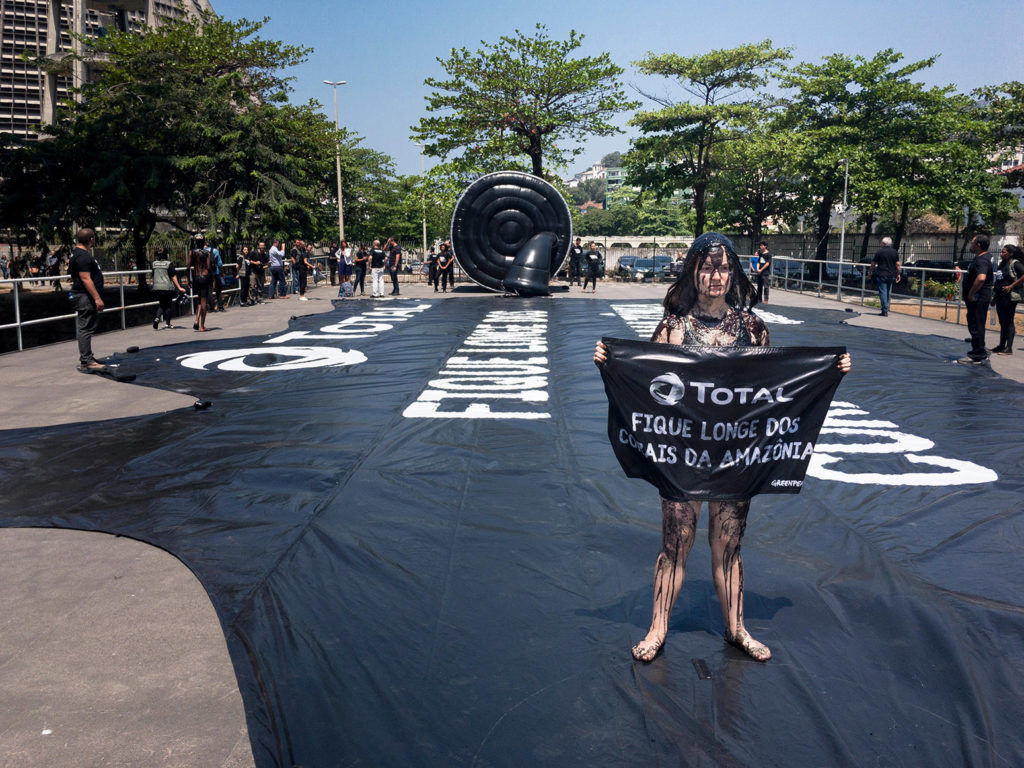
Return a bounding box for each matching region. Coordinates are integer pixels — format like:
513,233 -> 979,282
0,254 -> 463,354
769,255 -> 1022,324
0,264 -> 250,353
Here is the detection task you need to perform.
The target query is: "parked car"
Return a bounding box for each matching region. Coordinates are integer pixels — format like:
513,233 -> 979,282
907,259 -> 956,272
824,263 -> 865,283
634,257 -> 655,279
617,255 -> 638,280
653,254 -> 674,279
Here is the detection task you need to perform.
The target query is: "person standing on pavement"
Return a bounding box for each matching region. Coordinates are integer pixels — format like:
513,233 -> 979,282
386,237 -> 402,296
569,237 -> 584,287
268,239 -> 287,299
289,239 -> 303,294
369,239 -> 387,297
755,241 -> 773,304
353,244 -> 368,295
294,240 -> 312,300
991,243 -> 1024,356
151,246 -> 186,328
328,242 -> 339,286
438,241 -> 455,292
583,242 -> 601,292
337,249 -> 353,297
236,245 -> 251,306
68,228 -> 107,373
250,241 -> 268,303
208,240 -> 225,312
426,247 -> 439,291
961,234 -> 995,365
188,235 -> 213,331
868,237 -> 901,317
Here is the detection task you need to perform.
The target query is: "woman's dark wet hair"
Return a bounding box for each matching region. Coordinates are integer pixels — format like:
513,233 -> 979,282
663,232 -> 759,316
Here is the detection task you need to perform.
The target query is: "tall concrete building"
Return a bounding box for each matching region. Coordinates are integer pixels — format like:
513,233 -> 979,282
0,0 -> 213,140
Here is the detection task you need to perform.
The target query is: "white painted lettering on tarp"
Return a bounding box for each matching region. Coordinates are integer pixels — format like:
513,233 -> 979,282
404,310 -> 550,419
808,400 -> 997,485
610,303 -> 802,339
263,302 -> 432,343
177,346 -> 367,372
178,302 -> 433,371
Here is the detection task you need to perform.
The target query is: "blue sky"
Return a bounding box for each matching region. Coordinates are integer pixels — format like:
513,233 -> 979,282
212,0 -> 1024,177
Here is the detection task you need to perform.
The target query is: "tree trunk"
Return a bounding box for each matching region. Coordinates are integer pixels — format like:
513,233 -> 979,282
529,134 -> 543,178
693,181 -> 707,236
132,219 -> 156,293
859,213 -> 875,262
893,200 -> 910,249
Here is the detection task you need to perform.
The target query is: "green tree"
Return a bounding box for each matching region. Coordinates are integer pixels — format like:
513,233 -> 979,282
411,24 -> 637,179
779,50 -> 1016,264
625,40 -> 792,235
708,107 -> 802,242
600,151 -> 623,167
975,81 -> 1024,184
0,13 -> 333,282
570,177 -> 607,206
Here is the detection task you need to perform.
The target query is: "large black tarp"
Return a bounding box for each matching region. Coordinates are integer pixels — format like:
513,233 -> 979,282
1,299 -> 1023,768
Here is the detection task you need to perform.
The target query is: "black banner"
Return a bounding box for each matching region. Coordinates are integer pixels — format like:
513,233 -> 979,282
599,337 -> 846,499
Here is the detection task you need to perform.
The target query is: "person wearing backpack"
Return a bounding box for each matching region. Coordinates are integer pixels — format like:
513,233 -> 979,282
991,243 -> 1024,355
151,246 -> 187,329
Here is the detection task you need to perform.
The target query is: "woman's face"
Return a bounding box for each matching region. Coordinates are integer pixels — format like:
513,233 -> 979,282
1001,246 -> 1010,259
694,249 -> 731,299
242,246 -> 249,255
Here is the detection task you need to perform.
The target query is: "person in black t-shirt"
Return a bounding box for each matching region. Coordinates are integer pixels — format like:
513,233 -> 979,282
583,242 -> 601,292
369,239 -> 387,297
293,241 -> 312,300
991,243 -> 1024,355
385,237 -> 402,295
327,242 -> 339,286
569,237 -> 584,287
868,237 -> 901,316
437,242 -> 454,292
68,227 -> 106,372
353,245 -> 368,295
250,242 -> 269,303
426,247 -> 439,291
960,234 -> 995,364
755,241 -> 773,304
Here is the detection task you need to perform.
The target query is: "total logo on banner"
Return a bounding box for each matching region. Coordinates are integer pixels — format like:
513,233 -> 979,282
176,303 -> 433,372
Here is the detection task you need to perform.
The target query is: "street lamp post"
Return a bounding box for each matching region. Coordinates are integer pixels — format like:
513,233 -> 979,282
323,80 -> 347,243
837,158 -> 849,301
416,144 -> 427,260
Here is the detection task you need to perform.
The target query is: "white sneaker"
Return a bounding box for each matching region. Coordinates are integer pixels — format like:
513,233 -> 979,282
299,296 -> 309,301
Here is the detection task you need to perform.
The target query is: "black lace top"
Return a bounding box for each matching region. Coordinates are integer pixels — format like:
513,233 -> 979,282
651,307 -> 769,348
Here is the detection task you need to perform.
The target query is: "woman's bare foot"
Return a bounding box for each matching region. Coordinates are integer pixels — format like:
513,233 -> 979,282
725,628 -> 771,662
631,632 -> 665,662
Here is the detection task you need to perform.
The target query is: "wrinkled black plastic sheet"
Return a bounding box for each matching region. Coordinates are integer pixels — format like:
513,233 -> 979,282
1,299 -> 1023,768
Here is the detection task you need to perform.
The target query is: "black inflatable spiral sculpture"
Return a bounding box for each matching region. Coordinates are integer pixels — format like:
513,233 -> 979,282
450,171 -> 572,295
